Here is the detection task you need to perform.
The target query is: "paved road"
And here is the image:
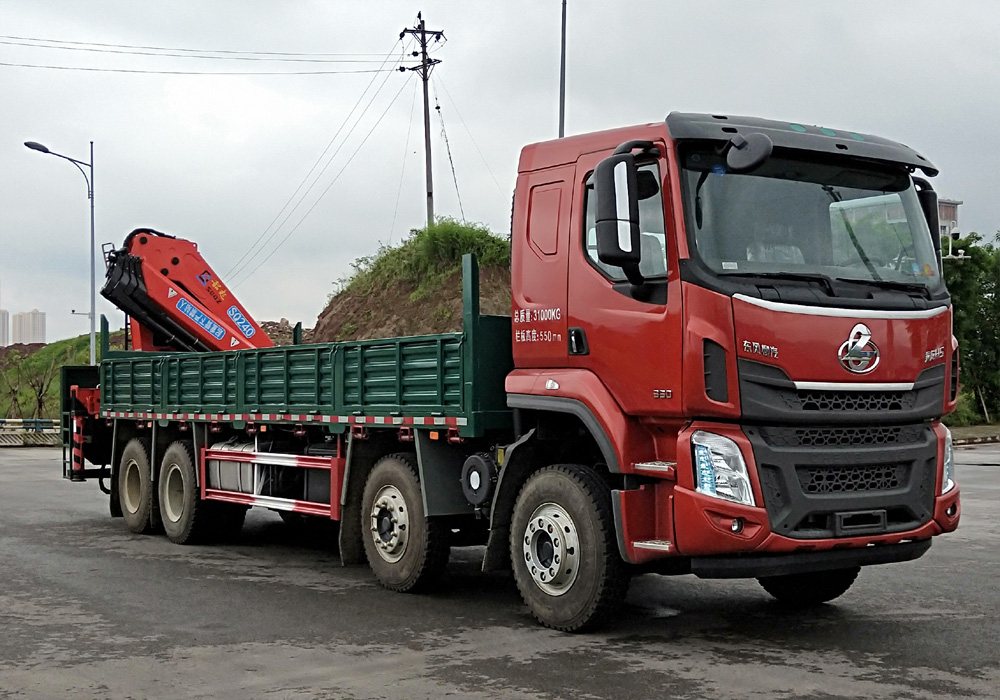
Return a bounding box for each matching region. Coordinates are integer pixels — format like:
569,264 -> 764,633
1,446 -> 998,699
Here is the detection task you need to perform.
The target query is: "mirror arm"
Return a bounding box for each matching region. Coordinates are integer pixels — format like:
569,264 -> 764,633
613,140 -> 661,157
622,262 -> 645,287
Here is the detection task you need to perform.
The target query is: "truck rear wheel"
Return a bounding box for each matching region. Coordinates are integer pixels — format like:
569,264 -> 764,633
510,464 -> 629,632
158,440 -> 210,544
119,438 -> 156,534
757,567 -> 861,606
361,453 -> 448,592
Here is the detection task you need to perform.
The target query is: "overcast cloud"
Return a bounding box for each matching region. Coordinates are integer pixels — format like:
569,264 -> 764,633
1,0 -> 998,342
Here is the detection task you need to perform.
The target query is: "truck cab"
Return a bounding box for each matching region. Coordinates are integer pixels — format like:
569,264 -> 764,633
504,112 -> 959,597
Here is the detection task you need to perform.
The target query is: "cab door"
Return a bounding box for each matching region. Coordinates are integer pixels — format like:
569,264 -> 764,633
565,147 -> 685,418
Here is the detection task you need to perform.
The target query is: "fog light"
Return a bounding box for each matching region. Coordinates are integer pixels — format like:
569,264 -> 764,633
946,504 -> 957,517
730,517 -> 744,533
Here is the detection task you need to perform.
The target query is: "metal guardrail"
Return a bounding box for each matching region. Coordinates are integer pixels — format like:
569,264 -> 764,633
0,418 -> 59,432
0,418 -> 61,447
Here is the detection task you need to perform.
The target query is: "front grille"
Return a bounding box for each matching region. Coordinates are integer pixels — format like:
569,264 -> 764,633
759,425 -> 927,448
796,464 -> 908,494
788,389 -> 916,412
738,360 -> 946,425
747,421 -> 937,539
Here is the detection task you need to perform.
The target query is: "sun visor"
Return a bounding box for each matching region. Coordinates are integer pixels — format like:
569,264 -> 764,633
666,112 -> 938,177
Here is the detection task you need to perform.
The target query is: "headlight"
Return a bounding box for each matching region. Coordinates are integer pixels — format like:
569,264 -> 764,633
942,426 -> 956,494
692,430 -> 756,506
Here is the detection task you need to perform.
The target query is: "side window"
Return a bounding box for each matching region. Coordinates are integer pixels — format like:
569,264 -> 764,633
582,162 -> 667,280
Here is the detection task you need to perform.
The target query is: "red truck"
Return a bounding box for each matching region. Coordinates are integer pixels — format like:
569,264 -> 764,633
63,112 -> 960,632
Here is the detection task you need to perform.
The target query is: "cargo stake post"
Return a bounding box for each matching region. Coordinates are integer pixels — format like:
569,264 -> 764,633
63,112 -> 961,632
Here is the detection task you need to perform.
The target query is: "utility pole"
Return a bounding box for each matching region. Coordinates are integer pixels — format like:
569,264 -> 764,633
559,0 -> 567,138
400,12 -> 444,228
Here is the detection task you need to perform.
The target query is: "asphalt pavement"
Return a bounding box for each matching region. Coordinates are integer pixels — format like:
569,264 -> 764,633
1,446 -> 998,699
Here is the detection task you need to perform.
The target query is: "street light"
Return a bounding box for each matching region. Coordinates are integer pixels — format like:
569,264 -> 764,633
24,140 -> 96,365
943,228 -> 968,261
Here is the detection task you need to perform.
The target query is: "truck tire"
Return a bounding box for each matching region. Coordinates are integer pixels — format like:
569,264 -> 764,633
118,438 -> 156,534
361,453 -> 449,592
757,567 -> 861,606
158,440 -> 211,544
510,464 -> 630,632
109,463 -> 123,518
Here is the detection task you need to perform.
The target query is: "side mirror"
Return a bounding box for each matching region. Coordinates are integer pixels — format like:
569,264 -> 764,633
594,152 -> 641,270
725,133 -> 773,173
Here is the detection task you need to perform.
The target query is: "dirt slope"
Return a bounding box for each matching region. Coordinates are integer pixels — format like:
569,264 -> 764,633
312,265 -> 510,342
309,219 -> 511,343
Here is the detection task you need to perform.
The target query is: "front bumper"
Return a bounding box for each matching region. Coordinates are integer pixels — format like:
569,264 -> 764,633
615,420 -> 960,569
689,538 -> 931,579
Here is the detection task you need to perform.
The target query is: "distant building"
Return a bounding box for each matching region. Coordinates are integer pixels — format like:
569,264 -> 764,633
12,309 -> 45,344
0,309 -> 8,347
938,198 -> 962,238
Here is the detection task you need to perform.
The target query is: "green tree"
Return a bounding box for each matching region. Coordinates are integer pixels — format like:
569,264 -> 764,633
943,232 -> 1000,423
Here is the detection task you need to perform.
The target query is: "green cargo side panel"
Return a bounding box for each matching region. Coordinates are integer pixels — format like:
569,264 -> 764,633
100,255 -> 512,437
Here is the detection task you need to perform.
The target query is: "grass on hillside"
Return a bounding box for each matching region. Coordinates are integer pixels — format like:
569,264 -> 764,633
333,217 -> 510,302
0,331 -> 124,419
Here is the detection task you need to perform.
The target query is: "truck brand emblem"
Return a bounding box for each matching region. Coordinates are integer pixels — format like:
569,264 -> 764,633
838,323 -> 879,374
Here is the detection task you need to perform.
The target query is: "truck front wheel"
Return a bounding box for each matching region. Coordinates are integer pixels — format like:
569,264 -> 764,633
119,438 -> 156,534
757,567 -> 861,606
361,453 -> 449,592
510,464 -> 630,632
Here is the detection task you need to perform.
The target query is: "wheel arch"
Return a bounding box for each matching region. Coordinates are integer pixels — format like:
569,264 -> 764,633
482,394 -> 621,573
338,430 -> 408,565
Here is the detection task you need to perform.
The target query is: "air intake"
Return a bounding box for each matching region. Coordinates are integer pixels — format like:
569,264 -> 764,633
703,340 -> 728,403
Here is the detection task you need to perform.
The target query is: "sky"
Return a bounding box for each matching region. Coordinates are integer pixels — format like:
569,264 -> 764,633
1,0 -> 999,343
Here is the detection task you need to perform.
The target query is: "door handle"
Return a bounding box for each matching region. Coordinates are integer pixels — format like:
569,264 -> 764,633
568,327 -> 589,355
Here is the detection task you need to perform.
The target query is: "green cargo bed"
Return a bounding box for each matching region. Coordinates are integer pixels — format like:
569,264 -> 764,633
99,255 -> 513,437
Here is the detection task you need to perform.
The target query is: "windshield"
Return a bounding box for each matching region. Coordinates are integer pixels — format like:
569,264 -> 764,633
680,145 -> 942,292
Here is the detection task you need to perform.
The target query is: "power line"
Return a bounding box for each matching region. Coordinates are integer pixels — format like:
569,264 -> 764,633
225,46 -> 405,280
0,61 -> 397,75
433,73 -> 506,199
225,39 -> 407,280
232,76 -> 413,287
0,38 -> 392,63
434,90 -> 465,221
389,77 -> 421,245
0,34 -> 389,57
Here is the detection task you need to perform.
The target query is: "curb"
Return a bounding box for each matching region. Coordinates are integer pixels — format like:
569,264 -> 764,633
954,435 -> 1000,446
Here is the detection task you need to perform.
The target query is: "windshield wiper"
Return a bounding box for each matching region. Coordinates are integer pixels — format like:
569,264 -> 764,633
719,271 -> 836,296
835,277 -> 931,298
823,185 -> 883,281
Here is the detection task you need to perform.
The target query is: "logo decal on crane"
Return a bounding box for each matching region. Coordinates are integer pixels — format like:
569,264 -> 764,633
176,298 -> 226,341
838,323 -> 880,374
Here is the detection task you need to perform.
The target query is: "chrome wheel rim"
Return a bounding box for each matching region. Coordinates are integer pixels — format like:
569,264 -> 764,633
522,502 -> 580,596
369,484 -> 409,563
